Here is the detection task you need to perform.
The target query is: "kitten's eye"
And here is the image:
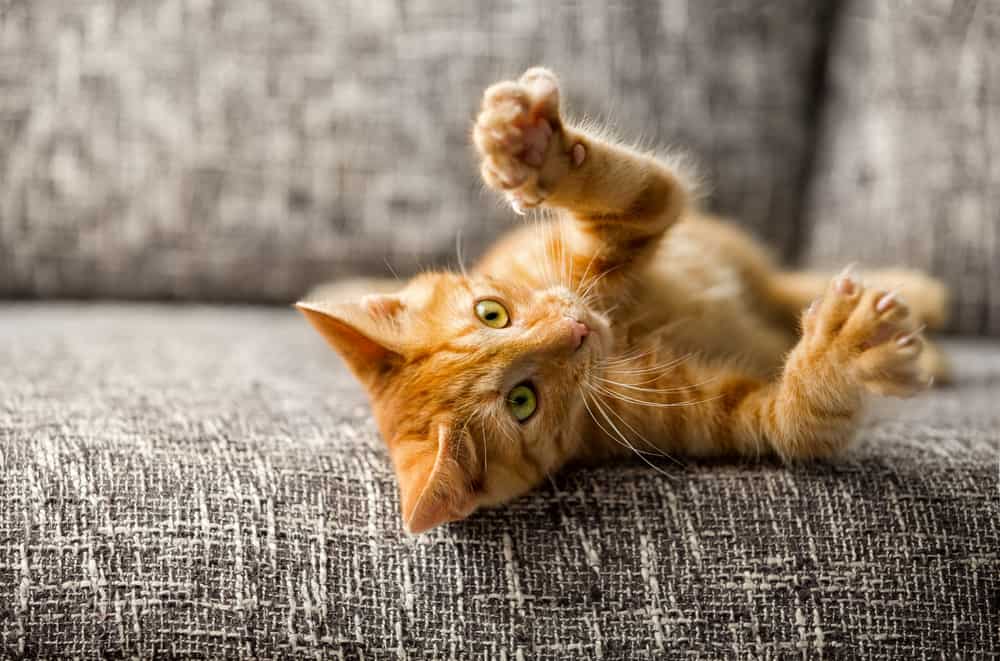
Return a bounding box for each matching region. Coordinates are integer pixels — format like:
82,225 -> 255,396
475,299 -> 510,328
506,383 -> 537,422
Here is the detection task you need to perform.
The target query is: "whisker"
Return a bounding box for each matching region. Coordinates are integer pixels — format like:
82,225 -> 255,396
588,388 -> 685,467
600,364 -> 677,385
582,390 -> 679,479
455,228 -> 469,279
574,243 -> 601,298
602,352 -> 694,375
590,382 -> 723,409
578,264 -> 622,303
484,403 -> 519,450
459,416 -> 486,477
580,388 -> 638,455
598,354 -> 665,373
600,346 -> 659,366
383,256 -> 401,281
595,374 -> 719,395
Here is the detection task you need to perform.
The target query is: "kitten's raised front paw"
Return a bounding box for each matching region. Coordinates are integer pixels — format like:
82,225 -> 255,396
801,268 -> 929,398
473,68 -> 580,214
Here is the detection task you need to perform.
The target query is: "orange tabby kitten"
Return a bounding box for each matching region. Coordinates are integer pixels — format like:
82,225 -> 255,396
298,68 -> 950,534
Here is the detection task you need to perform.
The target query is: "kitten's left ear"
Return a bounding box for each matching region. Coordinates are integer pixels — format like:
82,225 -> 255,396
391,422 -> 478,534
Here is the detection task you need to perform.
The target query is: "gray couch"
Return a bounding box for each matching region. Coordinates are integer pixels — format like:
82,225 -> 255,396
1,2 -> 997,658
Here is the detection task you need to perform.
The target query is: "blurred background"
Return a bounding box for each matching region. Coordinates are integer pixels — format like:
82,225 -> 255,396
1,1 -> 997,333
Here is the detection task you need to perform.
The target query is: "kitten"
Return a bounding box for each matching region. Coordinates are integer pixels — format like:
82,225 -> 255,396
298,68 -> 951,534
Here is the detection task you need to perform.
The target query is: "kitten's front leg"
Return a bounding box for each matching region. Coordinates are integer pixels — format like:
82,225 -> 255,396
617,270 -> 930,462
721,271 -> 930,460
473,68 -> 688,278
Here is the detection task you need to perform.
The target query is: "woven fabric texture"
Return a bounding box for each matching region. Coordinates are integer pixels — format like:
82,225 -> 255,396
0,1 -> 829,302
802,1 -> 1000,335
1,304 -> 997,659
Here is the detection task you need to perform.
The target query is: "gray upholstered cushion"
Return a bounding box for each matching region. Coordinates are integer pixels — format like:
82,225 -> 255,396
0,1 -> 830,301
802,2 -> 1000,335
1,303 -> 997,658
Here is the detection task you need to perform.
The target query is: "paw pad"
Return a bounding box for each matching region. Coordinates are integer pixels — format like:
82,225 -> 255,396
474,67 -> 570,212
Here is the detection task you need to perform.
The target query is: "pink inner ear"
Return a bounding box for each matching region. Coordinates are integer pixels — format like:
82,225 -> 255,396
397,424 -> 476,534
294,302 -> 402,384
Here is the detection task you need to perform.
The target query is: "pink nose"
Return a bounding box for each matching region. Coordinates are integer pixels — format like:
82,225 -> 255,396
565,317 -> 590,349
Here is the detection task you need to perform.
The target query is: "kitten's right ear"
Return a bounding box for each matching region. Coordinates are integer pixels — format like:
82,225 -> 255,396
295,299 -> 405,385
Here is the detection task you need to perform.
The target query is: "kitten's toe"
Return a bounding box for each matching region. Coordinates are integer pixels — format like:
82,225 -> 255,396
840,285 -> 928,397
801,269 -> 929,398
854,331 -> 928,397
474,68 -> 566,203
518,67 -> 561,120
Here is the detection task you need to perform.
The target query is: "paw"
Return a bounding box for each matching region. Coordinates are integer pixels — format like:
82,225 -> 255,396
801,267 -> 930,398
473,68 -> 582,214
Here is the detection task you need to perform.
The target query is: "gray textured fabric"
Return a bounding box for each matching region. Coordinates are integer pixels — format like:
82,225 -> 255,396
0,1 -> 829,301
1,303 -> 997,658
802,1 -> 1000,335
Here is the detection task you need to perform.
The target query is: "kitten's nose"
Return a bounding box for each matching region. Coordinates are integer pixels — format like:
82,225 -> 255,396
564,317 -> 590,350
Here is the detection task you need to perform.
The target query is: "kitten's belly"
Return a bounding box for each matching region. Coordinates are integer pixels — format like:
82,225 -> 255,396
625,226 -> 794,376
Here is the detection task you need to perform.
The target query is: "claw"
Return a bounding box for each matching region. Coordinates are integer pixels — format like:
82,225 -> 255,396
835,263 -> 858,295
838,262 -> 858,279
836,276 -> 856,295
876,288 -> 901,313
896,324 -> 926,347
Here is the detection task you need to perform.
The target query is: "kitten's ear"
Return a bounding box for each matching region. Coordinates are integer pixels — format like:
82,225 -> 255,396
392,423 -> 477,534
295,298 -> 405,385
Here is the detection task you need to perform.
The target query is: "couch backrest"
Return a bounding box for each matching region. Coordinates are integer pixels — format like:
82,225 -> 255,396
0,1 -> 828,302
802,1 -> 1000,335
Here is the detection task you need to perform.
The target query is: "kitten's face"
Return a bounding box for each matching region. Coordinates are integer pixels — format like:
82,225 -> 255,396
298,272 -> 610,533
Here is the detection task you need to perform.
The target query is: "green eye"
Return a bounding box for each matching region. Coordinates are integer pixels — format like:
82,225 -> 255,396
475,299 -> 510,328
507,383 -> 537,422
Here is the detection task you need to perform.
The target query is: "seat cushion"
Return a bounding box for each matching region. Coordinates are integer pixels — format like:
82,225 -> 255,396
0,303 -> 997,658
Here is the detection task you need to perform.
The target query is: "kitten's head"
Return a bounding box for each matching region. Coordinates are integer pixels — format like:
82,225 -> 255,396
297,272 -> 610,533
